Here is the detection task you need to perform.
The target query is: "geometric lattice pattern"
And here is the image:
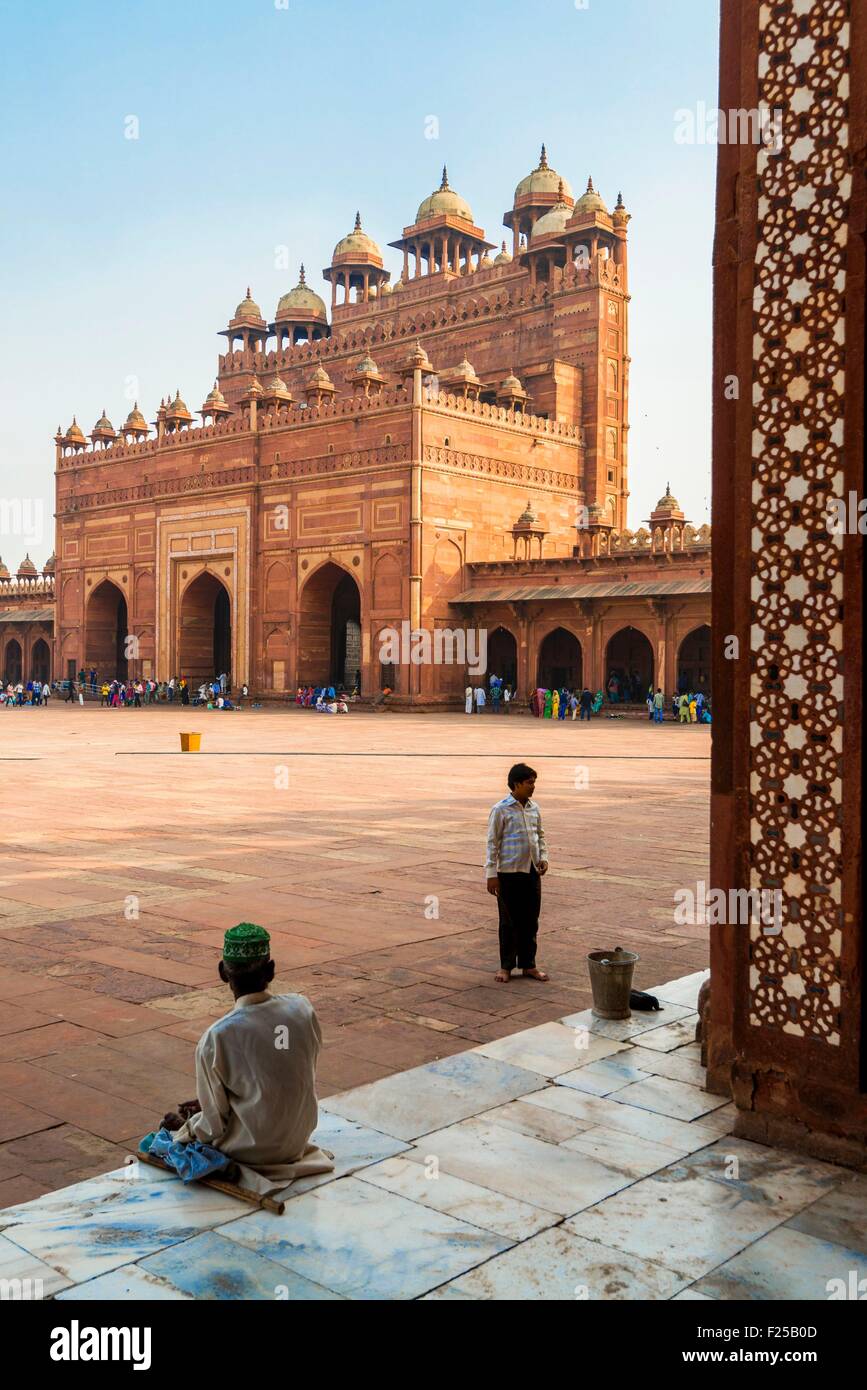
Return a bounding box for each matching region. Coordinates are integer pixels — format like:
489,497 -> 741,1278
749,0 -> 850,1043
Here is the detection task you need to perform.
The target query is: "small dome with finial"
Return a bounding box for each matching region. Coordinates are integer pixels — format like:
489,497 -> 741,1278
124,402 -> 148,431
17,553 -> 38,577
43,553 -> 56,574
654,483 -> 681,512
571,176 -> 609,219
494,240 -> 512,265
416,167 -> 474,224
333,212 -> 383,264
234,287 -> 263,321
515,500 -> 538,527
276,264 -> 328,322
262,374 -> 293,402
307,364 -> 333,387
166,390 -> 192,420
0,556 -> 10,579
66,417 -> 85,442
612,190 -> 630,227
406,340 -> 432,371
515,145 -> 573,204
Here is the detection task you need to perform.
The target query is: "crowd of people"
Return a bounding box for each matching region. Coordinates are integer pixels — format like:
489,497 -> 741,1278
460,671 -> 711,723
2,669 -> 252,710
295,685 -> 354,713
2,679 -> 51,706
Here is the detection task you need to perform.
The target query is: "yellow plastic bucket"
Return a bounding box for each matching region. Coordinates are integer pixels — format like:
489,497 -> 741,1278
180,732 -> 202,752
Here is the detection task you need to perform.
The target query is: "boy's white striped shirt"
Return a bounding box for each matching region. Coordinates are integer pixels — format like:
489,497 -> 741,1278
485,795 -> 547,875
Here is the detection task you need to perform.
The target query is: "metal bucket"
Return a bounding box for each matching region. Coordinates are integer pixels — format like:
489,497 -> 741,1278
587,946 -> 640,1019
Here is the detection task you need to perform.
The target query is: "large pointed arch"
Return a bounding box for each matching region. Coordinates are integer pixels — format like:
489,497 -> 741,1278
86,579 -> 128,679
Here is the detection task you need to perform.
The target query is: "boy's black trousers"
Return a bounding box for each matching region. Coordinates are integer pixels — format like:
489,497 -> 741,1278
497,867 -> 541,970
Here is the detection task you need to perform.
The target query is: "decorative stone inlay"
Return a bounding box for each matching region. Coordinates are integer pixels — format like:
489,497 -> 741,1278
749,0 -> 849,1043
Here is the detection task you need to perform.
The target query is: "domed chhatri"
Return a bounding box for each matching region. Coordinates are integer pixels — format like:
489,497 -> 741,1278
233,287 -> 264,323
0,556 -> 9,579
655,484 -> 681,512
91,409 -> 117,446
494,240 -> 513,265
200,381 -> 233,422
124,403 -> 148,430
65,417 -> 86,442
332,212 -> 384,267
17,553 -> 38,577
515,145 -> 573,205
43,552 -> 56,575
416,167 -> 474,225
325,214 -> 391,308
570,175 -> 609,221
276,265 -> 328,323
530,181 -> 573,242
165,390 -> 193,430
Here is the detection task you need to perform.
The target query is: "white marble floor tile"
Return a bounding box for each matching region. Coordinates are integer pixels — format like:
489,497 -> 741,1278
643,971 -> 709,1011
613,1075 -> 729,1122
404,1117 -> 631,1217
560,1002 -> 695,1043
671,1137 -> 842,1211
786,1173 -> 867,1257
0,1164 -> 174,1230
216,1176 -> 510,1300
477,1098 -> 592,1145
0,1166 -> 241,1284
631,1017 -> 700,1052
474,1022 -> 629,1078
692,1226 -> 867,1301
522,1085 -> 725,1155
357,1155 -> 557,1242
0,1232 -> 72,1298
285,1110 -> 408,1197
424,1226 -> 688,1301
562,1125 -> 686,1180
627,1044 -> 708,1088
320,1051 -> 546,1141
556,1057 -> 653,1097
566,1171 -> 805,1281
140,1230 -> 342,1300
55,1263 -> 192,1301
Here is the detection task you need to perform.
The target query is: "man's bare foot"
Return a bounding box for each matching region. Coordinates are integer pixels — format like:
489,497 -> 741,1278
495,968 -> 511,983
522,967 -> 549,981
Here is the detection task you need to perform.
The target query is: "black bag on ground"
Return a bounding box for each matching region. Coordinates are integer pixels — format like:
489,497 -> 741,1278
629,989 -> 661,1011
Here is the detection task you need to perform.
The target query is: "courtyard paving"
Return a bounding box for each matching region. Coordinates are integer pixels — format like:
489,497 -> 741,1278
0,705 -> 710,1205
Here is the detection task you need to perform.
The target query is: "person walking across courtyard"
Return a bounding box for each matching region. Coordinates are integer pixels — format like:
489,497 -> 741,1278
653,687 -> 665,723
486,762 -> 549,984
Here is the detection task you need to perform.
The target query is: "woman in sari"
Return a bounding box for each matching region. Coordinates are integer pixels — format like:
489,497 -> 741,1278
543,689 -> 553,718
551,689 -> 560,720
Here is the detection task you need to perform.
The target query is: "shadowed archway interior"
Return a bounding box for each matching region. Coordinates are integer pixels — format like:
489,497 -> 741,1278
537,627 -> 582,690
179,572 -> 231,686
605,626 -> 654,698
677,625 -> 711,695
86,580 -> 128,680
297,563 -> 361,689
3,639 -> 22,685
31,638 -> 50,683
487,627 -> 517,688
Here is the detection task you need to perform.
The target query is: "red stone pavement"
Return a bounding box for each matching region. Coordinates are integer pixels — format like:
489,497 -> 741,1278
0,705 -> 710,1203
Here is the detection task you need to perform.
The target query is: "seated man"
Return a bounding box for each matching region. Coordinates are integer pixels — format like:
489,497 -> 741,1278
165,923 -> 334,1196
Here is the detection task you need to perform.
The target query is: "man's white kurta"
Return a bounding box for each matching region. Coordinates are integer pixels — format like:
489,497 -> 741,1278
173,991 -> 334,1196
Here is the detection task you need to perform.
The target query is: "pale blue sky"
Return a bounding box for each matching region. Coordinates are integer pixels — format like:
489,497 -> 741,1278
0,0 -> 720,567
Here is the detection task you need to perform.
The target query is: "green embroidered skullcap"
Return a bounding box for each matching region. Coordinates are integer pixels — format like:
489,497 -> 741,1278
223,922 -> 271,964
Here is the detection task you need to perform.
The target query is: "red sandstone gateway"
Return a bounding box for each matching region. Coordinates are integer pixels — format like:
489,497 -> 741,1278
16,154 -> 708,704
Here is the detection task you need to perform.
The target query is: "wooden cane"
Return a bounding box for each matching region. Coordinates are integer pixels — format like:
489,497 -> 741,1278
136,1148 -> 285,1215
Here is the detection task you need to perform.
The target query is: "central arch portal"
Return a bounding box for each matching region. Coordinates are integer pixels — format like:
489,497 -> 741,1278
86,580 -> 128,680
179,572 -> 232,686
298,563 -> 362,690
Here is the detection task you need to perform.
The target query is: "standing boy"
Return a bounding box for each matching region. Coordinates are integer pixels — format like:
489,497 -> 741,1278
486,763 -> 549,983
